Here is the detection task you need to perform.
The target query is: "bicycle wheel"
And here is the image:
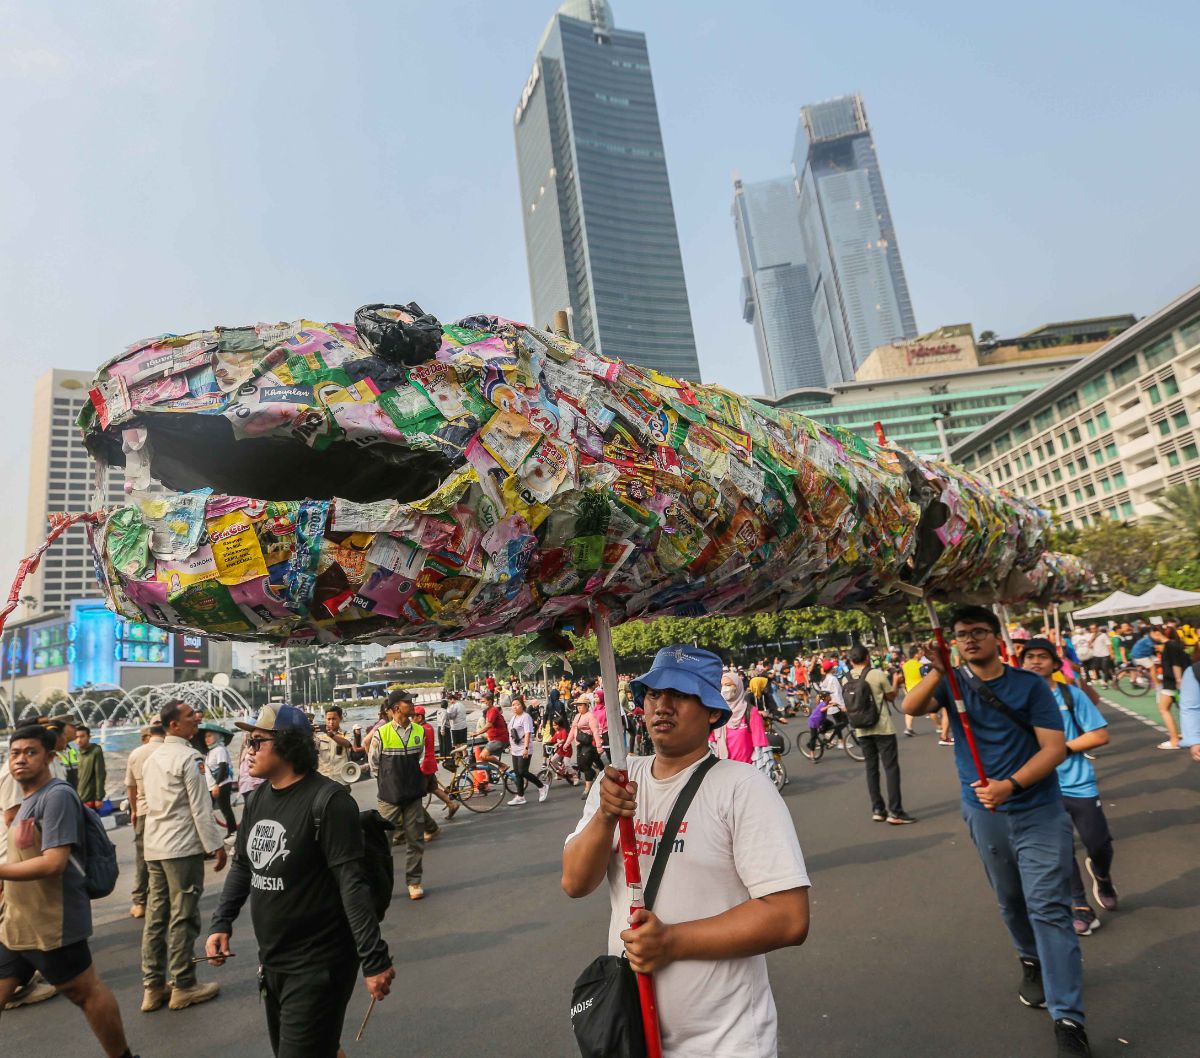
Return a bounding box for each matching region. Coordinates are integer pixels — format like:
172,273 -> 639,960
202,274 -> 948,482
770,758 -> 787,791
503,766 -> 521,796
537,764 -> 555,788
1115,670 -> 1150,697
456,766 -> 504,813
774,730 -> 792,757
801,732 -> 824,762
843,730 -> 865,762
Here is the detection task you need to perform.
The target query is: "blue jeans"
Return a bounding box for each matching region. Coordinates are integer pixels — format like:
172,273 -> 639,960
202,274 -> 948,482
963,801 -> 1084,1024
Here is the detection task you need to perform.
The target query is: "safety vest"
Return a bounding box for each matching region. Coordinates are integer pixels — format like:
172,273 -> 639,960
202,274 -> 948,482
376,722 -> 425,806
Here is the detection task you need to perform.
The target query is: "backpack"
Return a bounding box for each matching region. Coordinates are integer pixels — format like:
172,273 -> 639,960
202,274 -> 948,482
69,799 -> 120,900
312,783 -> 395,922
842,672 -> 881,728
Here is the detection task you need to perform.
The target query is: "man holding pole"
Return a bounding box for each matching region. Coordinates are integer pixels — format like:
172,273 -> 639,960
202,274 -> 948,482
562,645 -> 810,1057
902,605 -> 1089,1058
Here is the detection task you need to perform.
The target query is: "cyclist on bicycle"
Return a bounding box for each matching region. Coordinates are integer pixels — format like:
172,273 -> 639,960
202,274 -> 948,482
477,693 -> 511,774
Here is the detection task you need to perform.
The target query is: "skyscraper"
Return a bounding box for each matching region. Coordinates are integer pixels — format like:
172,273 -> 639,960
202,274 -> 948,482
732,176 -> 824,395
24,369 -> 126,611
514,1 -> 701,380
792,94 -> 917,383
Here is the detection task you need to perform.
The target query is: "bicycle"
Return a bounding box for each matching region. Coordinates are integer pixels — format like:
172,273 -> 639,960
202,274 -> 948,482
1113,662 -> 1154,697
801,711 -> 864,762
761,713 -> 792,757
536,742 -> 581,788
429,744 -> 509,813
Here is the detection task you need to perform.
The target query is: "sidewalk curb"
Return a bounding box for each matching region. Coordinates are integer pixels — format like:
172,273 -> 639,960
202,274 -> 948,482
1098,694 -> 1167,735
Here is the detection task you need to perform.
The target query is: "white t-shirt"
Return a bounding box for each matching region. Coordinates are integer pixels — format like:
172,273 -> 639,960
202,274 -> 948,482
566,755 -> 810,1058
509,712 -> 535,757
205,744 -> 234,789
1090,633 -> 1112,659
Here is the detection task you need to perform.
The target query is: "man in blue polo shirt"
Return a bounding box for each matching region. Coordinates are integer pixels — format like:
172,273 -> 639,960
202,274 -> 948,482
1020,639 -> 1119,938
903,605 -> 1088,1058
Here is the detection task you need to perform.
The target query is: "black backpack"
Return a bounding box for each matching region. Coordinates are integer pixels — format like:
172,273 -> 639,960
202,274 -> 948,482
842,672 -> 881,728
313,783 -> 395,922
68,798 -> 120,900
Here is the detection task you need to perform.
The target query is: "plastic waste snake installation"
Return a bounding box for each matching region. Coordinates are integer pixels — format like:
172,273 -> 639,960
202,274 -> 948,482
78,304 -> 1091,646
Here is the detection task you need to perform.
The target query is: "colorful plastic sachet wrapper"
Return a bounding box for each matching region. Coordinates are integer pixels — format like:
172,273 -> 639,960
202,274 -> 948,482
78,303 -> 1067,644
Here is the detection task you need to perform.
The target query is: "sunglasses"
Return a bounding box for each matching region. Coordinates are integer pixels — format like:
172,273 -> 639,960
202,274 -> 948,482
246,735 -> 275,750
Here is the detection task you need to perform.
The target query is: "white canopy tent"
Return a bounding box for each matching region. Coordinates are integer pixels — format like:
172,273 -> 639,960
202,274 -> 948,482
1128,583 -> 1200,611
1072,590 -> 1145,620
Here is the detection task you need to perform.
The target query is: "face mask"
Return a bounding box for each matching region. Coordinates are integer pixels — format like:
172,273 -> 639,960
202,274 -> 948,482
720,686 -> 738,702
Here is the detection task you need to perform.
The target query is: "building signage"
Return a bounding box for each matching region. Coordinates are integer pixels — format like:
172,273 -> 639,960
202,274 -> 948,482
514,59 -> 542,124
906,343 -> 962,366
174,632 -> 209,668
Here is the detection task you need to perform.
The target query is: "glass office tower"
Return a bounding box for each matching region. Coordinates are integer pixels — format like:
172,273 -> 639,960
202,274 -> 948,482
792,94 -> 917,383
732,176 -> 824,395
514,1 -> 701,380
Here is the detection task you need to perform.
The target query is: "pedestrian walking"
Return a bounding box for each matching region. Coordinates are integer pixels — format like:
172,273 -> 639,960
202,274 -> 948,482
139,700 -> 227,1012
412,705 -> 458,839
207,705 -> 395,1058
567,696 -> 603,798
123,724 -> 165,920
368,688 -> 428,901
1179,655 -> 1200,763
708,671 -> 771,775
203,727 -> 238,836
1020,640 -> 1119,937
74,727 -> 107,811
445,693 -> 469,749
845,645 -> 916,825
1156,624 -> 1189,749
315,706 -> 354,784
0,725 -> 138,1057
507,698 -> 547,805
902,606 -> 1089,1058
563,646 -> 810,1057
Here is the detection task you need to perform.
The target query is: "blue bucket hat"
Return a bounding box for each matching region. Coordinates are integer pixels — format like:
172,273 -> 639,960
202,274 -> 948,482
631,645 -> 731,728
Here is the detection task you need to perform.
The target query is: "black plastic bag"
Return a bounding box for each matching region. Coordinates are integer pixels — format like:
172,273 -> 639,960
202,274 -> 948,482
354,303 -> 443,365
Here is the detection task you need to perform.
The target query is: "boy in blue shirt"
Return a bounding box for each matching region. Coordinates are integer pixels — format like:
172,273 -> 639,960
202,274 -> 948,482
1021,639 -> 1119,938
903,605 -> 1089,1058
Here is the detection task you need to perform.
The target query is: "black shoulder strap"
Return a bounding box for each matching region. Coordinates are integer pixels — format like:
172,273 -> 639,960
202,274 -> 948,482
1052,684 -> 1082,738
311,778 -> 340,846
956,666 -> 1035,736
643,754 -> 719,913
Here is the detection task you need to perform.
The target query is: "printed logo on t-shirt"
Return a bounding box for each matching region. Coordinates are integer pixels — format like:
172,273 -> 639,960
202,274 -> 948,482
634,817 -> 688,857
247,819 -> 290,877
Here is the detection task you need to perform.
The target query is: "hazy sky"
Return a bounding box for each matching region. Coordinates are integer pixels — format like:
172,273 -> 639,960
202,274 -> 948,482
3,0 -> 1198,581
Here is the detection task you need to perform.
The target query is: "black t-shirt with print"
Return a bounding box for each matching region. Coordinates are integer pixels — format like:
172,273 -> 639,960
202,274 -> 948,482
1161,640 -> 1191,690
237,772 -> 362,970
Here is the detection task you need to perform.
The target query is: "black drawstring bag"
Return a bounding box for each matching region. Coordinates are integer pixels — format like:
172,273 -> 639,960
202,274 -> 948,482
570,755 -> 718,1058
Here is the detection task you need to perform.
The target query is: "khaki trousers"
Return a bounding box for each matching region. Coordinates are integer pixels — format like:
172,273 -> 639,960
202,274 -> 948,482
142,853 -> 205,989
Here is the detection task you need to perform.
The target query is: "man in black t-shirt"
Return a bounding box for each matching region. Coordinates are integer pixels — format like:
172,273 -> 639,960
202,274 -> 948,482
207,705 -> 394,1058
1157,624 -> 1191,751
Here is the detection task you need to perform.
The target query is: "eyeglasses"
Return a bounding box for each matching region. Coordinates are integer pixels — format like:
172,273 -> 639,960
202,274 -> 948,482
246,735 -> 274,750
953,629 -> 996,642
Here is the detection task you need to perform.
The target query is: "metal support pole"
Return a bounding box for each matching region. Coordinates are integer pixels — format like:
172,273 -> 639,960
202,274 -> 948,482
881,615 -> 892,652
993,604 -> 1015,662
591,600 -> 662,1057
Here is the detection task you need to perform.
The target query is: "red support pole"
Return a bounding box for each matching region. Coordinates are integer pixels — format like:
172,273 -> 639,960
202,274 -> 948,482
924,599 -> 992,802
873,421 -> 888,446
592,601 -> 663,1058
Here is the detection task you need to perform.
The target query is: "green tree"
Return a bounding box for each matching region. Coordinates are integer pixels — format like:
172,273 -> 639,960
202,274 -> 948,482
1072,520 -> 1165,594
1146,482 -> 1200,561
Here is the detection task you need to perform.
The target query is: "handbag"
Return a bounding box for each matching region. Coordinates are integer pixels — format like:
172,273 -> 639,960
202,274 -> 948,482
570,754 -> 719,1058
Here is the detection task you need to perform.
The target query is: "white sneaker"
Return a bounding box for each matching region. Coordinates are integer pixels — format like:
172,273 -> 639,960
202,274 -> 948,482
538,785 -> 550,803
1156,741 -> 1181,750
508,796 -> 527,805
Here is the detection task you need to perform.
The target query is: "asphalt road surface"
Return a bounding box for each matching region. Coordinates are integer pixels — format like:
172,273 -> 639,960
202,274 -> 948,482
2,702 -> 1196,1057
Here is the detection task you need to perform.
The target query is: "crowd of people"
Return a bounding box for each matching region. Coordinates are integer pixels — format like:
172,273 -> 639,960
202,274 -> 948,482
1,605 -> 1197,1058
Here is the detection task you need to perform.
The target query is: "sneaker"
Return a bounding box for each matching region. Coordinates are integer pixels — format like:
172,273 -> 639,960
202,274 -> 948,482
1072,908 -> 1102,936
871,810 -> 887,822
408,884 -> 424,901
423,831 -> 438,843
130,903 -> 146,919
1054,1017 -> 1092,1056
887,813 -> 918,825
508,796 -> 527,805
903,729 -> 915,738
140,985 -> 169,1013
1156,740 -> 1181,750
938,738 -> 955,747
1018,958 -> 1046,1009
168,981 -> 219,1010
1085,858 -> 1119,911
5,978 -> 58,1010
538,785 -> 550,803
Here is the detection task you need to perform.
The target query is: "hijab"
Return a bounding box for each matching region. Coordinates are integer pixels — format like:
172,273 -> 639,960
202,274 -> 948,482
712,672 -> 750,759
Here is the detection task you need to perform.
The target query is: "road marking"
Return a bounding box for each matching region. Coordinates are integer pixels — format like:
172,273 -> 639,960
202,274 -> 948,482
1097,694 -> 1167,734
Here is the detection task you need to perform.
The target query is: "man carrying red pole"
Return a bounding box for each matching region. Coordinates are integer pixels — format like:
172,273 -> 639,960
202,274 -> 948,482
562,645 -> 810,1057
903,605 -> 1090,1058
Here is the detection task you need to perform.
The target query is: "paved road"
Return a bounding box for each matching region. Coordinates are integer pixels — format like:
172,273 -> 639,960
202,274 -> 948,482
3,702 -> 1196,1057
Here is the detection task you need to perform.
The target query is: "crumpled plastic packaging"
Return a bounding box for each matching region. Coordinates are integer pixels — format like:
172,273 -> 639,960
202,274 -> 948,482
76,303 -> 1089,644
